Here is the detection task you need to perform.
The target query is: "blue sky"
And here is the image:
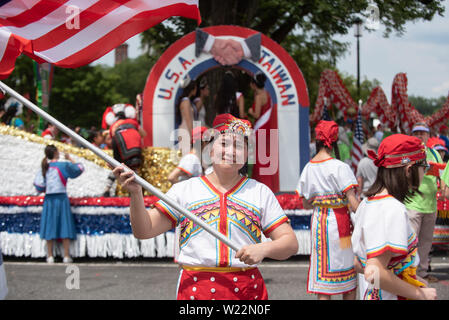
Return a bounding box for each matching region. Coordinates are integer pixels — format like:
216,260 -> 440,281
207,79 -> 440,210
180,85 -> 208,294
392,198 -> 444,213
334,0 -> 449,101
93,1 -> 449,102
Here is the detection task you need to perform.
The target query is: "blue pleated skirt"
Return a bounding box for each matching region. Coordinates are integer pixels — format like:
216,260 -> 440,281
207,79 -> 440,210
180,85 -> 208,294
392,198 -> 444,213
39,193 -> 76,240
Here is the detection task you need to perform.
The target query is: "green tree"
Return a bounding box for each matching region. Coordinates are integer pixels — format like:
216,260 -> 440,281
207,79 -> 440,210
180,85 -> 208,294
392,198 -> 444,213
340,72 -> 382,104
2,54 -> 156,130
50,65 -> 125,129
2,55 -> 36,103
409,95 -> 447,116
2,1 -> 445,130
140,0 -> 445,108
1,55 -> 39,131
99,54 -> 157,106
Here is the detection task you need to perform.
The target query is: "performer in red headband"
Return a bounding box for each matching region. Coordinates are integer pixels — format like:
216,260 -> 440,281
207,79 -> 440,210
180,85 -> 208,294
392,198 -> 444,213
367,133 -> 427,169
352,134 -> 437,300
113,113 -> 298,300
314,120 -> 339,149
296,120 -> 359,300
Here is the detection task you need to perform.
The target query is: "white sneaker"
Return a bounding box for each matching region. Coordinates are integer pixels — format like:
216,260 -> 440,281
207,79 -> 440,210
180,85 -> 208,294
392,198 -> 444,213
46,256 -> 55,264
63,256 -> 73,263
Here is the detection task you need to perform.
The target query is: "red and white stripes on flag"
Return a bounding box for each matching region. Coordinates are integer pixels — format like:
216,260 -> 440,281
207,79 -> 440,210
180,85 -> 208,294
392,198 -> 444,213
351,110 -> 365,173
0,0 -> 201,78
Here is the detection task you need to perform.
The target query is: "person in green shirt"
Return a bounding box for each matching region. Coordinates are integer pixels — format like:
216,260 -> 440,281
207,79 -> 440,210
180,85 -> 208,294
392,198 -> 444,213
406,122 -> 442,283
336,126 -> 351,165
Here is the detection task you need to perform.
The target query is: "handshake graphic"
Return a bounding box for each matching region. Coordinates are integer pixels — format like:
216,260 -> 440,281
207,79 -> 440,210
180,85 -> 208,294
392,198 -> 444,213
195,28 -> 261,66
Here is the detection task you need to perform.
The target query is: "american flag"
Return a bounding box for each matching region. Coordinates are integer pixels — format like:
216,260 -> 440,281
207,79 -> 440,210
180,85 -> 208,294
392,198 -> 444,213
321,100 -> 331,121
351,109 -> 365,173
321,101 -> 332,121
0,0 -> 201,78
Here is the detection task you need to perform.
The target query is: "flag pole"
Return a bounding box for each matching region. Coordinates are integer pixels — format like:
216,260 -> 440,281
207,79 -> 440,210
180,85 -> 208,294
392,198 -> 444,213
0,81 -> 240,252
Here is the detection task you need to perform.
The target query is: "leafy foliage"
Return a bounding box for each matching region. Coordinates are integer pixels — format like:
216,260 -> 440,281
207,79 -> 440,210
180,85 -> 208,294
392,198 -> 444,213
409,95 -> 448,116
140,0 -> 445,108
1,0 -> 445,130
50,65 -> 125,128
99,54 -> 157,106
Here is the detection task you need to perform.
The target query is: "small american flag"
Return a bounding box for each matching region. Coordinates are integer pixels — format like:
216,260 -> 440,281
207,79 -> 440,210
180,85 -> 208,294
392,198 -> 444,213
351,109 -> 365,173
322,97 -> 331,120
0,0 -> 201,78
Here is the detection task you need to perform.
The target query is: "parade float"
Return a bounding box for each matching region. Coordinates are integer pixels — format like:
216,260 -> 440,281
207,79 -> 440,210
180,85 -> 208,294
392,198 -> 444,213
1,25 -> 448,259
0,123 -> 312,258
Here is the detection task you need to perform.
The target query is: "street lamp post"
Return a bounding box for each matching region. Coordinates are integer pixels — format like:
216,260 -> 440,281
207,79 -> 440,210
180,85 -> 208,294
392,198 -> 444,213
354,18 -> 363,100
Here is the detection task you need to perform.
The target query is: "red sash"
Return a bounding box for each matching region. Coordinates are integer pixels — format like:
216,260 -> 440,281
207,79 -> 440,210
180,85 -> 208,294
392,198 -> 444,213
333,206 -> 353,249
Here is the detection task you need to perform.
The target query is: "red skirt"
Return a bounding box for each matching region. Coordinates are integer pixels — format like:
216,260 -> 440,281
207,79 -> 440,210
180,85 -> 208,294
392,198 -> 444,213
177,266 -> 268,300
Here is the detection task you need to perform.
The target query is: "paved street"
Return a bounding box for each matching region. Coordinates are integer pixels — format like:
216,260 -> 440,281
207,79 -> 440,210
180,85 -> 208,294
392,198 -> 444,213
3,254 -> 449,300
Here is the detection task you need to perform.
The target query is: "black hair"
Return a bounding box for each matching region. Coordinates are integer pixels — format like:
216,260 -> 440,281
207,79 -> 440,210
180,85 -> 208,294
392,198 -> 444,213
1,105 -> 18,125
316,140 -> 340,160
175,80 -> 197,127
251,71 -> 267,89
199,77 -> 208,89
41,145 -> 58,178
365,164 -> 422,203
87,130 -> 101,143
193,77 -> 209,104
215,71 -> 239,117
115,111 -> 126,120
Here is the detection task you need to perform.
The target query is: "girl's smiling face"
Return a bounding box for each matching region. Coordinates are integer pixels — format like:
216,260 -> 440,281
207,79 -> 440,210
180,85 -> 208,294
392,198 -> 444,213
210,133 -> 247,172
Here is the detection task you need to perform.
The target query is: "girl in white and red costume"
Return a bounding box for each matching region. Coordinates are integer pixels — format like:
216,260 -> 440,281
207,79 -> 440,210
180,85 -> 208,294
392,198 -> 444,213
112,114 -> 298,300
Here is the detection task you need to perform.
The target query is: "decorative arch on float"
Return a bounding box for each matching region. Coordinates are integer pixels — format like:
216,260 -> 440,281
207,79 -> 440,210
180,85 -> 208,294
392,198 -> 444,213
141,25 -> 310,191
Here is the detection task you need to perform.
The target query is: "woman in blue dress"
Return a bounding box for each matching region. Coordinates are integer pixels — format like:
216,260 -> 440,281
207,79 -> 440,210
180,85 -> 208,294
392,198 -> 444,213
34,145 -> 84,263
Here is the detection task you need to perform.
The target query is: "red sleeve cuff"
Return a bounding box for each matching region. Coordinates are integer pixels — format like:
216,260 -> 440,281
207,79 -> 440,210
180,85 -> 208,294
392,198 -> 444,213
264,216 -> 289,237
154,202 -> 177,229
366,245 -> 408,260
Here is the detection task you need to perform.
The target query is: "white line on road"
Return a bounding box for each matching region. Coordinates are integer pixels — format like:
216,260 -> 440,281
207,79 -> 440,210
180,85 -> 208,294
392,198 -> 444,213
4,261 -> 310,268
5,261 -> 449,269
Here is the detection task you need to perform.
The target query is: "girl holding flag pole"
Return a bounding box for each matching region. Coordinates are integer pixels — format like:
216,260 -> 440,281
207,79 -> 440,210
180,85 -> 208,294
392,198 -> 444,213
0,81 -> 298,299
113,114 -> 298,300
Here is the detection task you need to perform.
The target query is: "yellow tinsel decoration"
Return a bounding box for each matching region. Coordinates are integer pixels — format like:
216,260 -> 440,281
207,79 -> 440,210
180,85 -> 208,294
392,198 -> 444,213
0,124 -> 179,194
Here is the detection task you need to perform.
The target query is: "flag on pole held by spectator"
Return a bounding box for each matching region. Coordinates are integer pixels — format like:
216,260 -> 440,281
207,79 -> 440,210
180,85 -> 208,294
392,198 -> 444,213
0,0 -> 201,78
351,109 -> 365,173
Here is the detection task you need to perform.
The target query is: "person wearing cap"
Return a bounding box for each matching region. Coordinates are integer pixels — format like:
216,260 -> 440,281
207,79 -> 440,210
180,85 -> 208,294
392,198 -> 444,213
438,124 -> 449,153
356,137 -> 380,199
374,123 -> 384,143
352,134 -> 437,300
427,137 -> 448,164
112,114 -> 298,300
406,122 -> 443,283
167,126 -> 209,184
296,120 -> 360,300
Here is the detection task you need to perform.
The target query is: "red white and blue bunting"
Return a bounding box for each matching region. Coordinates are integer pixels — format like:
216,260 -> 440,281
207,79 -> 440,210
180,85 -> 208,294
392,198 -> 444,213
0,195 -> 312,258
